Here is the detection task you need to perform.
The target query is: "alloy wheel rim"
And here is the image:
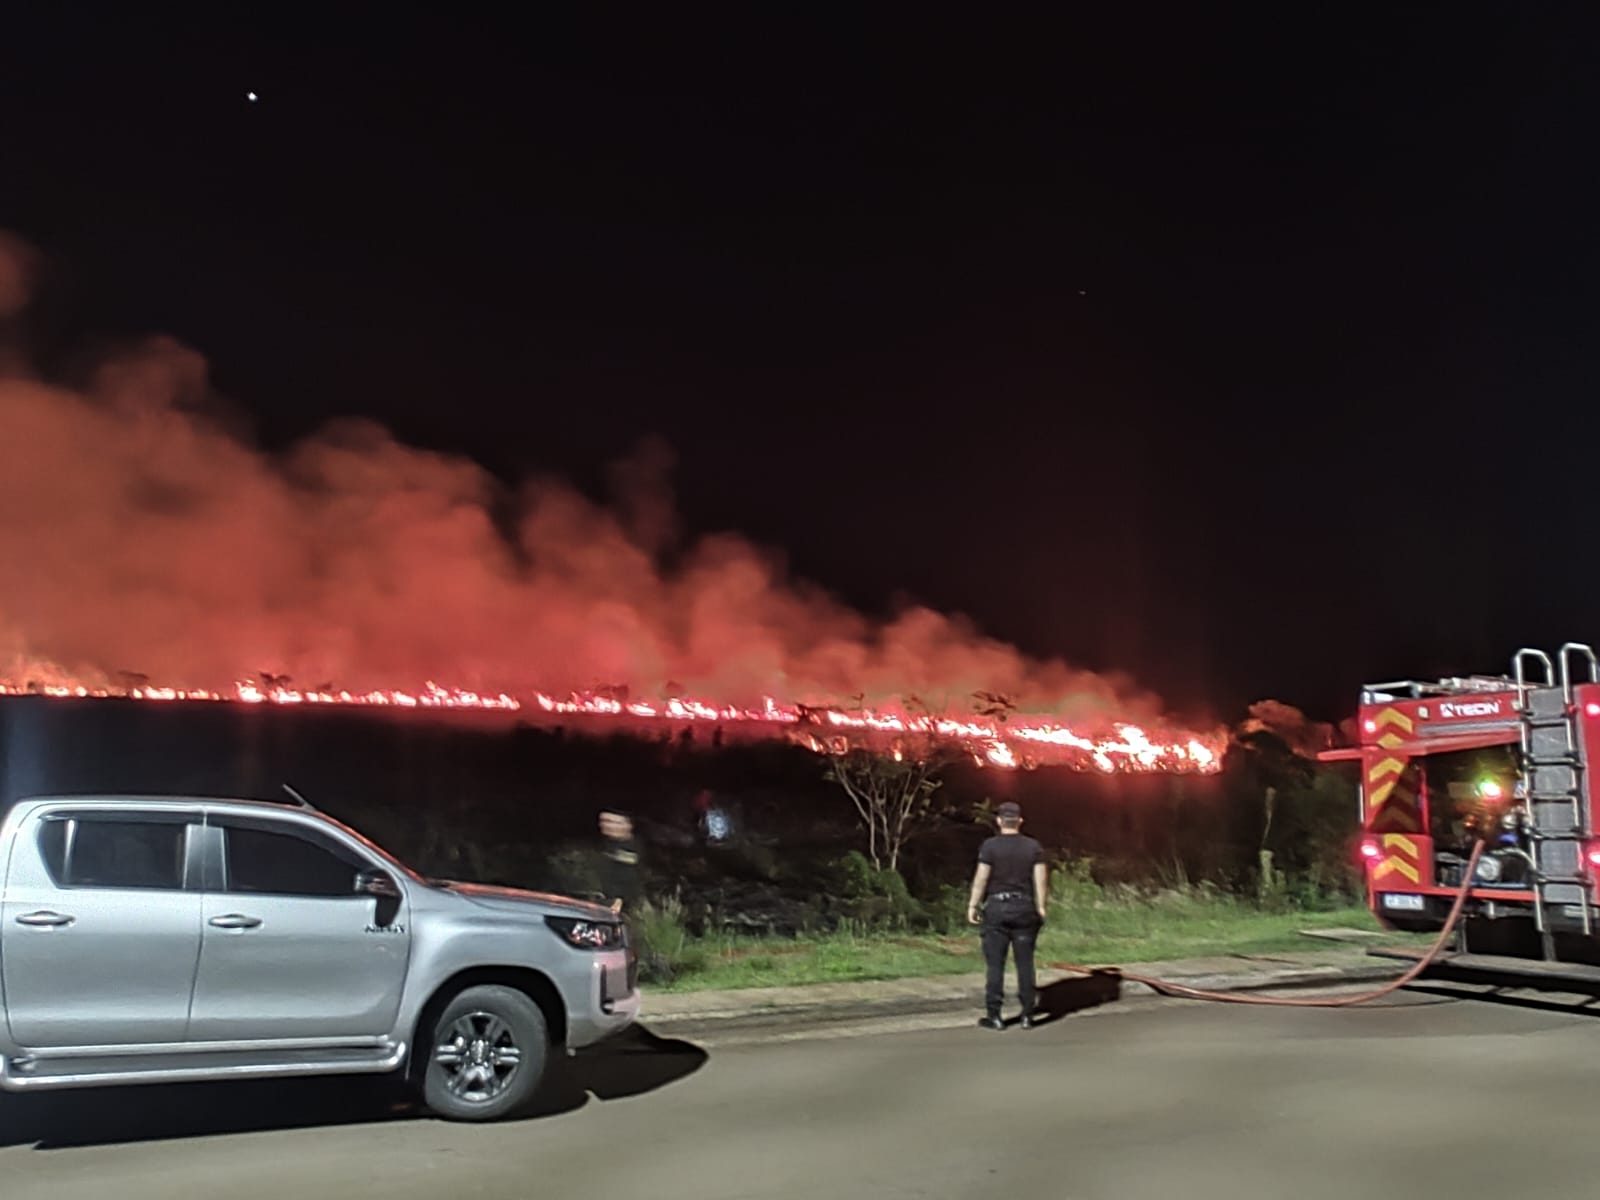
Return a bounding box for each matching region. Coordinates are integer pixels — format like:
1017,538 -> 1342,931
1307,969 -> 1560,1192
434,1010 -> 523,1103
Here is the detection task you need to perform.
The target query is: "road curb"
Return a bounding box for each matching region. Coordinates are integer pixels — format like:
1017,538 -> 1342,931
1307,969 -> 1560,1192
637,959 -> 1406,1037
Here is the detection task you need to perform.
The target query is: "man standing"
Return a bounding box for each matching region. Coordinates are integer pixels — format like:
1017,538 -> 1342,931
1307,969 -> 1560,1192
966,801 -> 1048,1030
598,808 -> 642,913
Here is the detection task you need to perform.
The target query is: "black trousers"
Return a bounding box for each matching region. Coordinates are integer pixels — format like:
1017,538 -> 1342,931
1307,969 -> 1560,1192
981,895 -> 1042,1017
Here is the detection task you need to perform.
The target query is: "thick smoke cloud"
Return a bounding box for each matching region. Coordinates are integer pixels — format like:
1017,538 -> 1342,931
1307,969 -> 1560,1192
0,233 -> 1181,727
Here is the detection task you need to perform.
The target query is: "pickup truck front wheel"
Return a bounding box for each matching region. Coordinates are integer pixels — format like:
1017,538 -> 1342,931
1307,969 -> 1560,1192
422,985 -> 549,1121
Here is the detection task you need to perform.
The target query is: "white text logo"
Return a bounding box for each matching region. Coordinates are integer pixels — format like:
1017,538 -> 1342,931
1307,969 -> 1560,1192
1439,700 -> 1502,719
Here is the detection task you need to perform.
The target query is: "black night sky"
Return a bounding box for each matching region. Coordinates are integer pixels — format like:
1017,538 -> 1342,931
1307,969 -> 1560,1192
4,7 -> 1600,725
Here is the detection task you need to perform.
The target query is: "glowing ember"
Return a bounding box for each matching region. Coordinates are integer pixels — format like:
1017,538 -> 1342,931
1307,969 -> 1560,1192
0,673 -> 1222,773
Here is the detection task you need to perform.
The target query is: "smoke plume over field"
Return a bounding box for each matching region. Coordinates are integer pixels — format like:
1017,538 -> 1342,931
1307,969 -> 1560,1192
0,232 -> 1196,742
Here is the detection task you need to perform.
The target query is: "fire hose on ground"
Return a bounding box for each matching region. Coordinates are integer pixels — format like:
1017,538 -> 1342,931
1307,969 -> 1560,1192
1046,839 -> 1486,1009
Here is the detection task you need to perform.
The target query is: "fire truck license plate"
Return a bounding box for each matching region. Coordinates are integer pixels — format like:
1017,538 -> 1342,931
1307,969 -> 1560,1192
1381,894 -> 1425,912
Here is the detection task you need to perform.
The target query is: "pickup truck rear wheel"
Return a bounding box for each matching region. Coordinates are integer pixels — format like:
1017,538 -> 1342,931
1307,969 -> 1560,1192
422,985 -> 549,1121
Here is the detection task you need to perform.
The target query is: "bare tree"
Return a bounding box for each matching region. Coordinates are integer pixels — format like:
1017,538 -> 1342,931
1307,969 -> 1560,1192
819,695 -> 988,872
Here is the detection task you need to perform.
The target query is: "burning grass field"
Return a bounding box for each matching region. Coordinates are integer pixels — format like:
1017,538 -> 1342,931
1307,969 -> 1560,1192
634,878 -> 1420,993
0,673 -> 1224,776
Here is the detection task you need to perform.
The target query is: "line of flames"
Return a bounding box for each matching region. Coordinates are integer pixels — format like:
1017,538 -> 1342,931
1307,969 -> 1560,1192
0,678 -> 1223,774
532,693 -> 1221,772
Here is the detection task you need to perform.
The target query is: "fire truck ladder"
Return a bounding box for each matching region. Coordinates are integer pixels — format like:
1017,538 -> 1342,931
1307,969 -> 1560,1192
1514,643 -> 1598,955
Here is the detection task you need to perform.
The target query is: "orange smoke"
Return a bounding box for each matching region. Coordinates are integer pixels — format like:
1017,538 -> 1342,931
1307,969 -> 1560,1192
0,231 -> 1222,772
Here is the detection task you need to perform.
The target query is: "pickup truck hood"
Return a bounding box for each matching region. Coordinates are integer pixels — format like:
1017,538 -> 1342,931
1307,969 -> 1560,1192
432,880 -> 617,921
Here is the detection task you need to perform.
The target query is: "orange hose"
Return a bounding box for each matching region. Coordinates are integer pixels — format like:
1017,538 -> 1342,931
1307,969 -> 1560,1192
1046,839 -> 1486,1008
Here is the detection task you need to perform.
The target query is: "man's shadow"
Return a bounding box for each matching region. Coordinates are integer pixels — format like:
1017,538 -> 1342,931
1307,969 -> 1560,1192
1006,968 -> 1123,1027
0,1025 -> 706,1150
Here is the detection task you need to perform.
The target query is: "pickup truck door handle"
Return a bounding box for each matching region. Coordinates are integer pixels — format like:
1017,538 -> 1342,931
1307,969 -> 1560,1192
15,910 -> 75,927
209,913 -> 263,930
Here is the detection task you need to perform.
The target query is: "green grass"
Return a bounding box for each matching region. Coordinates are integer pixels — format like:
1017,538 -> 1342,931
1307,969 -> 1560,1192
643,889 -> 1424,994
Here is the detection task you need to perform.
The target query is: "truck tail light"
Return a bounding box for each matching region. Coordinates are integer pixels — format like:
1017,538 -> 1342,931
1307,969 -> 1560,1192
1586,842 -> 1600,870
1360,836 -> 1381,862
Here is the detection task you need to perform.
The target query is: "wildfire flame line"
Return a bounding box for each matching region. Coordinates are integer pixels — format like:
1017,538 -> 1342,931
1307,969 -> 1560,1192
0,676 -> 1222,774
533,692 -> 1219,772
0,680 -> 521,709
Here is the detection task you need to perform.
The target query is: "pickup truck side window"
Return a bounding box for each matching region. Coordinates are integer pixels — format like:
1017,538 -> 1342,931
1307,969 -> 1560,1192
224,824 -> 363,897
39,817 -> 188,890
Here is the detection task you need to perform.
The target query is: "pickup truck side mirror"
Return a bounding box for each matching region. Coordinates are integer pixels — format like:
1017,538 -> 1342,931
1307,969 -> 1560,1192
355,869 -> 401,898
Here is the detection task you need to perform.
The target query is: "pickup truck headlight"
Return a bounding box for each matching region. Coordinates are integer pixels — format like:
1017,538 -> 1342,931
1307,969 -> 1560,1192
545,915 -> 624,949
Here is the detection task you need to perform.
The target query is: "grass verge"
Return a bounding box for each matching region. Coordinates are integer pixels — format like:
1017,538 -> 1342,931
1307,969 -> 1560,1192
642,893 -> 1428,994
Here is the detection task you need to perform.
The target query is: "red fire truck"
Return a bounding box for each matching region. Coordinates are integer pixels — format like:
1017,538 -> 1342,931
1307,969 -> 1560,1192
1321,643 -> 1600,966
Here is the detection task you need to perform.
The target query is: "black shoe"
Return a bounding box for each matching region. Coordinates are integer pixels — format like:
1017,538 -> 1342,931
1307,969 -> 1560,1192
977,1015 -> 1004,1031
1019,1014 -> 1037,1030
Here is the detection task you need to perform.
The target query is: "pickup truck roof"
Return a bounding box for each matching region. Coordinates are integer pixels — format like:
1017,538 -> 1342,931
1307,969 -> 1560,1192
10,793 -> 312,810
2,793 -> 428,881
0,793 -> 303,829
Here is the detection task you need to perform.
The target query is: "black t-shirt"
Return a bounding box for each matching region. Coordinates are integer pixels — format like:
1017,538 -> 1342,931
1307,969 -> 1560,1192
600,837 -> 641,906
979,833 -> 1044,897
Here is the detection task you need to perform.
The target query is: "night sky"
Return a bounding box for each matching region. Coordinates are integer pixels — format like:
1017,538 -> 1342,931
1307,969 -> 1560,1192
4,8 -> 1599,724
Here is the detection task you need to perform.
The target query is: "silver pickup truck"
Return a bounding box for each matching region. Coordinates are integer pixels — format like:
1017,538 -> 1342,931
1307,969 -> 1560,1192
0,793 -> 640,1121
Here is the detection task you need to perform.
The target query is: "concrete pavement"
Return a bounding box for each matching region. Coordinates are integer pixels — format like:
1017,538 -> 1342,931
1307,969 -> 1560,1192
5,975 -> 1596,1200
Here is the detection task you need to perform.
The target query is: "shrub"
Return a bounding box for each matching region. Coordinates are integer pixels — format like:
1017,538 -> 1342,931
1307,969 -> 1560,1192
542,846 -> 607,902
629,892 -> 705,984
1047,856 -> 1104,909
1254,848 -> 1291,913
928,882 -> 972,934
830,850 -> 926,930
711,836 -> 783,882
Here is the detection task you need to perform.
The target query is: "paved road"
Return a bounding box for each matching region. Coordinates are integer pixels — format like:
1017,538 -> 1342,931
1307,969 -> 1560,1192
3,983 -> 1597,1200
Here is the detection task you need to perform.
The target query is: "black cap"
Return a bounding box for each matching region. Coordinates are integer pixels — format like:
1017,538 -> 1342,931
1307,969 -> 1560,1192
995,801 -> 1022,820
